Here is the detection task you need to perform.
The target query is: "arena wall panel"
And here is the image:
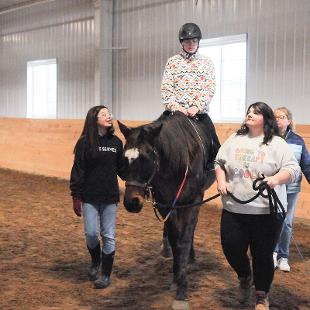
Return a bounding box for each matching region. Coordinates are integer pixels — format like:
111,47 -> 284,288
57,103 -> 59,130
0,118 -> 309,220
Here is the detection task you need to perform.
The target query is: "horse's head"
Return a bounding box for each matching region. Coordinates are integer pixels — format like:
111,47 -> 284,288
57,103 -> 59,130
118,120 -> 162,213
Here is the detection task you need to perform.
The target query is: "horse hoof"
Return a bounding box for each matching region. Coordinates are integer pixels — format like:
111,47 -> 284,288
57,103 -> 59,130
160,244 -> 172,258
172,299 -> 190,310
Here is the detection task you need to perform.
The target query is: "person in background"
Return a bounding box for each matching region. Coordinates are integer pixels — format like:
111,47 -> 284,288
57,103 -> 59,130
273,107 -> 310,272
70,105 -> 127,289
215,102 -> 300,310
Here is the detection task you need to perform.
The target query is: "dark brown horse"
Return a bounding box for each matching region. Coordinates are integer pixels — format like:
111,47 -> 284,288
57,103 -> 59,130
118,111 -> 216,309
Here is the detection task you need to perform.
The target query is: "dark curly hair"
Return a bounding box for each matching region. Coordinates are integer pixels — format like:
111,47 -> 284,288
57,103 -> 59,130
237,102 -> 279,145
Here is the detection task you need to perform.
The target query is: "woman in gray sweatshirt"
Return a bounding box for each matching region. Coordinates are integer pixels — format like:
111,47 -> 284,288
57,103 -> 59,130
215,102 -> 300,310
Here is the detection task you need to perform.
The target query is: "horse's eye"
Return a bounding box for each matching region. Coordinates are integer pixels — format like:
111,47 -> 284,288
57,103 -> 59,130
138,155 -> 148,163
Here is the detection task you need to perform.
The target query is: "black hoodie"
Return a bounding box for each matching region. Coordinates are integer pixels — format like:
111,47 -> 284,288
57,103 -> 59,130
70,134 -> 127,204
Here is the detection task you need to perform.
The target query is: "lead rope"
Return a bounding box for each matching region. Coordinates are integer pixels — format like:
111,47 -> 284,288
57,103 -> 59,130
153,176 -> 286,220
291,234 -> 310,275
227,175 -> 286,221
153,174 -> 309,273
153,164 -> 189,222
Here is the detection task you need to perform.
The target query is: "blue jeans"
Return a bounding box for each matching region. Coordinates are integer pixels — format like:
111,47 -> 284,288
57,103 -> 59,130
274,193 -> 299,259
82,202 -> 118,254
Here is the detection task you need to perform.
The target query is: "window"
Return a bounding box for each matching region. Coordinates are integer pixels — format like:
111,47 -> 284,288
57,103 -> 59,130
199,34 -> 247,122
27,59 -> 57,118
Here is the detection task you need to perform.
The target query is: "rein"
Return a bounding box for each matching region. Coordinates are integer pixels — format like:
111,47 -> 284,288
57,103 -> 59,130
153,165 -> 189,222
153,175 -> 286,222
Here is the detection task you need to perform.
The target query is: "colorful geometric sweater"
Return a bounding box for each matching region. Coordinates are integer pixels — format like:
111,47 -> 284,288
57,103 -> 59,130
161,51 -> 216,113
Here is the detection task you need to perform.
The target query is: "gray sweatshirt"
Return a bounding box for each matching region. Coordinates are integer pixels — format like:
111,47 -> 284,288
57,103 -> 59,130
215,133 -> 301,215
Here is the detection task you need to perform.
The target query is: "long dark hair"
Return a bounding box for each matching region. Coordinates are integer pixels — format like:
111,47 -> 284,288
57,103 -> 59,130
237,102 -> 279,145
74,105 -> 114,155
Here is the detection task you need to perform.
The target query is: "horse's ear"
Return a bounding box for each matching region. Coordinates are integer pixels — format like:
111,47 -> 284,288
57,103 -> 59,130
140,122 -> 163,142
118,121 -> 132,139
151,122 -> 163,139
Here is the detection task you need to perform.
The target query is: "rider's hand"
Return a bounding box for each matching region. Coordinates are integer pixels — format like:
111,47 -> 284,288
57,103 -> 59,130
187,106 -> 199,117
72,197 -> 82,217
178,107 -> 188,115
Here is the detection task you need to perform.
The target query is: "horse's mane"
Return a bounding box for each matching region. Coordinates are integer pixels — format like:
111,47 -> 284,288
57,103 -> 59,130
153,112 -> 204,175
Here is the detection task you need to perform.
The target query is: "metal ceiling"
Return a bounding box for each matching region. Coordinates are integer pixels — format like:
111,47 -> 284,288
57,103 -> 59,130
0,0 -> 55,12
0,0 -> 29,10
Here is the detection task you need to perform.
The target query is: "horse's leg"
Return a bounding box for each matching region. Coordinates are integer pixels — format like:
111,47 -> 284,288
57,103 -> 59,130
189,234 -> 196,264
174,207 -> 199,302
165,219 -> 179,286
161,223 -> 172,258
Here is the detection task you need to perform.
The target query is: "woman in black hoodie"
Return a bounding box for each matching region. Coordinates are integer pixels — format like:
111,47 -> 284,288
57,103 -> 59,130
70,105 -> 127,289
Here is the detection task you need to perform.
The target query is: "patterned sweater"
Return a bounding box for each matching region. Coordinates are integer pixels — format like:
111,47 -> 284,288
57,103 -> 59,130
161,51 -> 216,113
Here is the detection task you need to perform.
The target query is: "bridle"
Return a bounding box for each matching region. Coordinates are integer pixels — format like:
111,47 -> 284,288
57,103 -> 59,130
125,148 -> 159,200
124,146 -> 190,222
123,117 -> 211,221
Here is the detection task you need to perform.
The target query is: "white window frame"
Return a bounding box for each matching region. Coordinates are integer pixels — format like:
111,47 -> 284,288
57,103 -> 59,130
199,34 -> 247,122
27,58 -> 57,119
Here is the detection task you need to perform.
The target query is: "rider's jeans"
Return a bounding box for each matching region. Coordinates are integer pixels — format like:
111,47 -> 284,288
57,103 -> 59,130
83,202 -> 118,254
274,192 -> 299,259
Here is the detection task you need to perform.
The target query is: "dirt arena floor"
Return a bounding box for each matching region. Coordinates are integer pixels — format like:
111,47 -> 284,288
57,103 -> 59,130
1,168 -> 310,310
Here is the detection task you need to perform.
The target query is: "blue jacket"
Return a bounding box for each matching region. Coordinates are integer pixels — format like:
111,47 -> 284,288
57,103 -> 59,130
285,129 -> 310,193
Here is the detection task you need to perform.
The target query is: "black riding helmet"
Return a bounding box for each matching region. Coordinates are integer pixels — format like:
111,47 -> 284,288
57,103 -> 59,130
179,23 -> 202,42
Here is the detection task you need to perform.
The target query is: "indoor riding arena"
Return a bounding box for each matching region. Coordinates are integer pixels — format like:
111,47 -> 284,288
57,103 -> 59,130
1,1 -> 310,310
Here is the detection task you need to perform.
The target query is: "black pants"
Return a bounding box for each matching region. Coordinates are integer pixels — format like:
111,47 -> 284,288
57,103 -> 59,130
196,113 -> 221,163
220,209 -> 283,293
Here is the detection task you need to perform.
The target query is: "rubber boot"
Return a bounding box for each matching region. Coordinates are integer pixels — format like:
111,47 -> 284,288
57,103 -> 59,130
94,251 -> 115,289
87,243 -> 101,281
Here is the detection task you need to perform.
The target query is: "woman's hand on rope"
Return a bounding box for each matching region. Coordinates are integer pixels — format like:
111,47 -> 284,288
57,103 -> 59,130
262,176 -> 279,189
263,170 -> 292,189
215,167 -> 229,196
217,181 -> 229,196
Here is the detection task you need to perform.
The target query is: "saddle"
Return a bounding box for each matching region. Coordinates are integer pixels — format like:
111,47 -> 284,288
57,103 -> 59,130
162,111 -> 220,190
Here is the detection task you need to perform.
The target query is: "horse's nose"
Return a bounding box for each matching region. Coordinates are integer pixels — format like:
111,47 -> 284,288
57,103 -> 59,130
124,196 -> 144,213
